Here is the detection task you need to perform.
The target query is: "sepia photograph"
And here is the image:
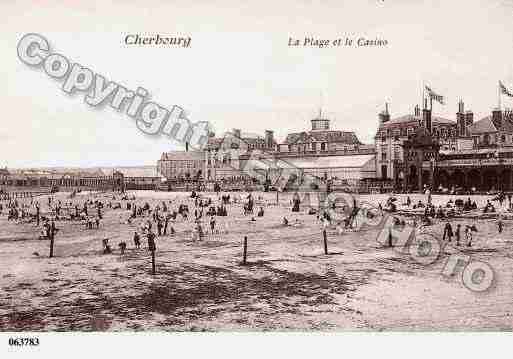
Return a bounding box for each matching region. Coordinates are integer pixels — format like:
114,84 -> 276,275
1,0 -> 512,357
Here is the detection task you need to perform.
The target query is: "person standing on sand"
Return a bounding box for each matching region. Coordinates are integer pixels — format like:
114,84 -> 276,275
443,221 -> 453,242
465,225 -> 473,247
133,231 -> 141,249
35,202 -> 40,226
147,230 -> 156,252
210,216 -> 216,235
455,224 -> 461,246
157,218 -> 163,236
163,215 -> 169,236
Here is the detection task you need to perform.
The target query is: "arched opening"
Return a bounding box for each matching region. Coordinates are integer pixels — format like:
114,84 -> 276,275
452,169 -> 465,190
483,169 -> 497,192
500,169 -> 511,191
468,169 -> 481,190
408,165 -> 417,190
437,170 -> 449,190
422,170 -> 431,189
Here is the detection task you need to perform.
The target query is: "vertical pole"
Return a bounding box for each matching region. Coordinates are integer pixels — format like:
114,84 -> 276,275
276,190 -> 279,205
49,234 -> 54,258
322,229 -> 328,255
498,81 -> 502,110
151,250 -> 156,275
242,236 -> 248,265
421,80 -> 424,111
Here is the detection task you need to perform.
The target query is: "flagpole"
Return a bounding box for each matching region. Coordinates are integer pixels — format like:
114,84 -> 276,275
422,80 -> 425,109
498,81 -> 502,110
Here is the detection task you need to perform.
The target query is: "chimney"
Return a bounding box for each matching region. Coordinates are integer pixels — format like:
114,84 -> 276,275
422,98 -> 432,133
414,105 -> 421,117
492,108 -> 503,130
378,103 -> 390,124
264,130 -> 274,149
456,100 -> 465,136
233,128 -> 242,139
464,111 -> 473,136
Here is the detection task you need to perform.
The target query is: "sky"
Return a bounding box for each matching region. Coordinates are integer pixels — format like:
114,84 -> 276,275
1,0 -> 513,168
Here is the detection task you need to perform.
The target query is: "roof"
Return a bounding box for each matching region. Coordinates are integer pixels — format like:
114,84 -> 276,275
469,116 -> 513,134
440,147 -> 513,156
160,151 -> 205,161
59,169 -> 106,178
111,166 -> 164,178
286,154 -> 375,169
284,130 -> 361,145
380,114 -> 455,128
468,116 -> 496,134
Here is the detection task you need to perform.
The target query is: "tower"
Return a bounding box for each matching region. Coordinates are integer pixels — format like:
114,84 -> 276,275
311,108 -> 330,131
456,100 -> 465,136
422,98 -> 432,133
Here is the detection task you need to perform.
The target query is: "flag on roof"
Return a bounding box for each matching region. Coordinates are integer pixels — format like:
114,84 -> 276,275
499,81 -> 513,97
425,85 -> 445,105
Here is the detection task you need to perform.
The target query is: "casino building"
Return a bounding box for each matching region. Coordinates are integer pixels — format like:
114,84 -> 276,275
377,98 -> 513,192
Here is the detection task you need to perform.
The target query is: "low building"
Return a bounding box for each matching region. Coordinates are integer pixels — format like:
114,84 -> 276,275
157,151 -> 206,181
110,166 -> 166,190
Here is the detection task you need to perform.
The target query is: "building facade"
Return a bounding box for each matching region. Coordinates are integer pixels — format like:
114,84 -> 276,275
384,98 -> 513,192
375,101 -> 458,181
158,115 -> 378,190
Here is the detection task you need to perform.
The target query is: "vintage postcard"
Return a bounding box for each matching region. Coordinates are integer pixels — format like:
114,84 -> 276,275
1,0 -> 512,357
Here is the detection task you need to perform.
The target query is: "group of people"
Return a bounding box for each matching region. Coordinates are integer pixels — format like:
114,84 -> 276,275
442,220 -> 478,247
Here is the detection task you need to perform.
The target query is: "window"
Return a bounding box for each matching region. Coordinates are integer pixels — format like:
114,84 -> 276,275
321,143 -> 326,151
381,152 -> 387,161
501,134 -> 506,143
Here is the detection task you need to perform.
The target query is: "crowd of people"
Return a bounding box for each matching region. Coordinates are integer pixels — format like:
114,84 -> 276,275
1,187 -> 509,258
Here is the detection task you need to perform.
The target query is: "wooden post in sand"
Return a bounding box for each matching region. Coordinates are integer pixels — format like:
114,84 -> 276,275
49,234 -> 54,258
151,250 -> 156,275
322,229 -> 328,255
242,236 -> 248,265
147,232 -> 156,275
